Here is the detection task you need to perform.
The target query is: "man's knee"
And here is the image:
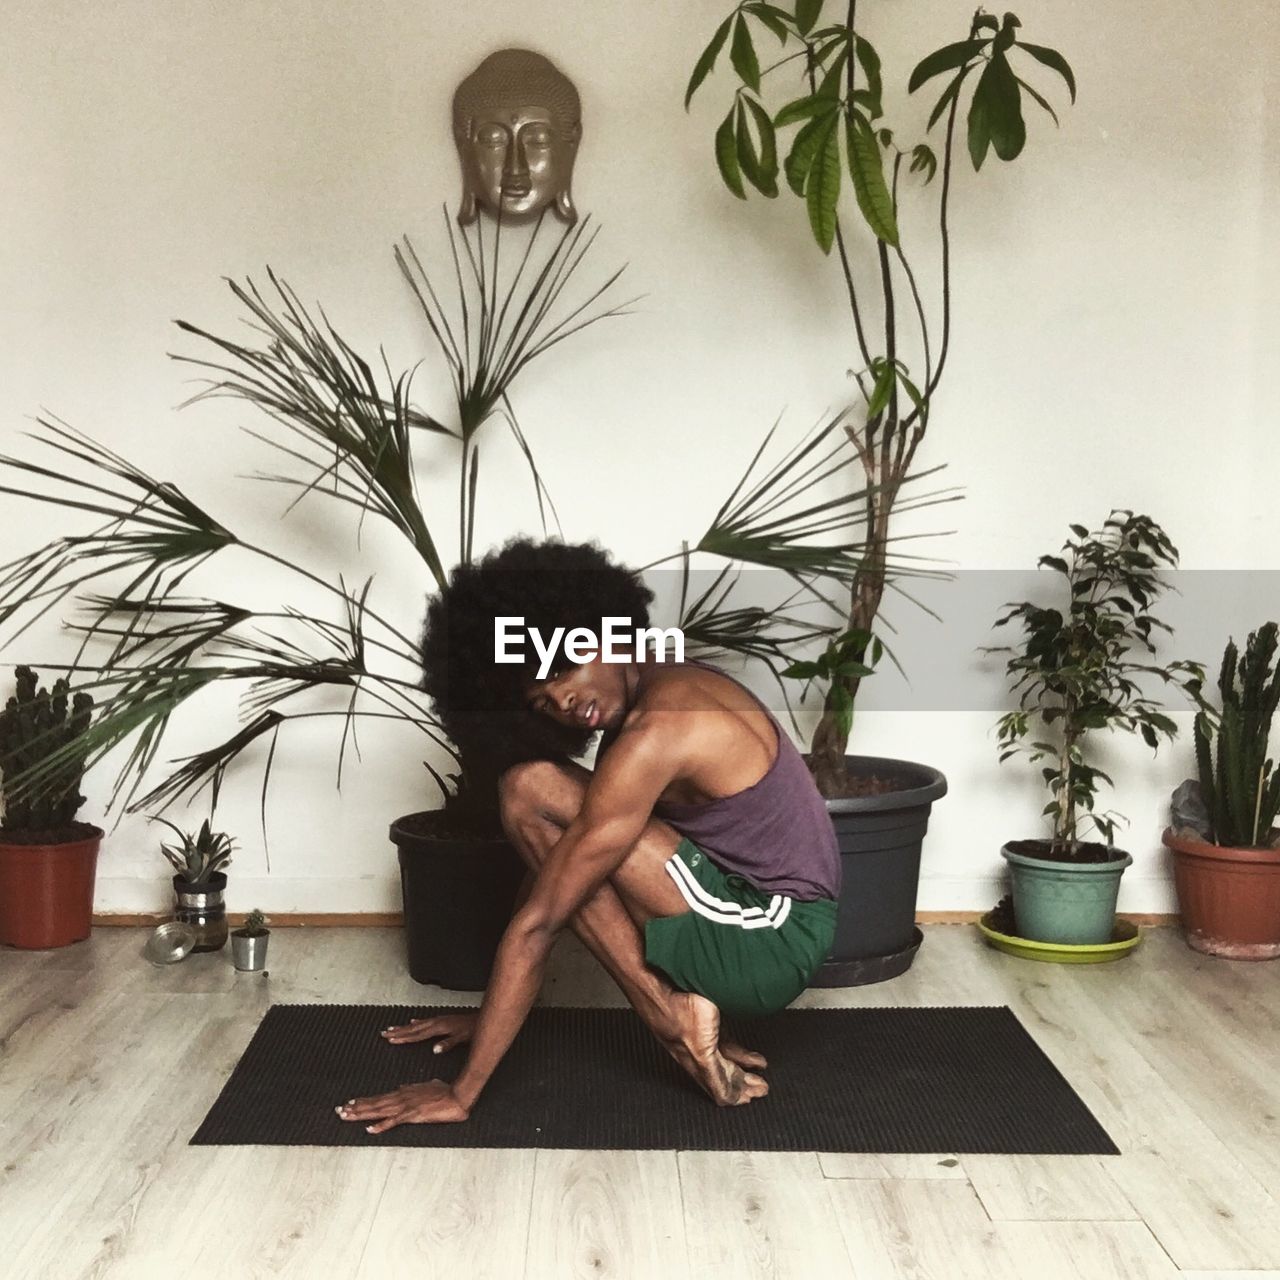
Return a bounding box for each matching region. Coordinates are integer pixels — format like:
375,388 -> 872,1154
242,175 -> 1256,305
497,759 -> 574,820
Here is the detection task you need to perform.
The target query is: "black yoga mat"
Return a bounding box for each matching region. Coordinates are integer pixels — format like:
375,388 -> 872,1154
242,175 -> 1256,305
189,1003 -> 1118,1154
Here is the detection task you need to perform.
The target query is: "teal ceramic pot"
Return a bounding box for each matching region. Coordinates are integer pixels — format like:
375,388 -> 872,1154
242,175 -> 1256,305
1000,840 -> 1133,945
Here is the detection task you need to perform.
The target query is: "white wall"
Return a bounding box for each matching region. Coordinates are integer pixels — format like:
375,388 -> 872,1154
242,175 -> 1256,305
2,0 -> 1276,915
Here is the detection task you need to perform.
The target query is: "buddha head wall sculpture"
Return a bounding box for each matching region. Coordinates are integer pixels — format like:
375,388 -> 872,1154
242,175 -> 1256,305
452,48 -> 582,226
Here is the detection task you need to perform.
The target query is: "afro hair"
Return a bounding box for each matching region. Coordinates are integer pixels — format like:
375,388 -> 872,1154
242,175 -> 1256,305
419,537 -> 655,776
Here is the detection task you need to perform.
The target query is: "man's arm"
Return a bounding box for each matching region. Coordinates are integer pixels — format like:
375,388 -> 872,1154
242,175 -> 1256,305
452,715 -> 687,1112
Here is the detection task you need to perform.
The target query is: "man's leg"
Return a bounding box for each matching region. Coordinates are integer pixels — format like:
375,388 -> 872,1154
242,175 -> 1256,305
499,759 -> 768,1106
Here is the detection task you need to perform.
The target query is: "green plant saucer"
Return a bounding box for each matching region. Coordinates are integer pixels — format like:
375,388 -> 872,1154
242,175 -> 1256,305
976,911 -> 1141,964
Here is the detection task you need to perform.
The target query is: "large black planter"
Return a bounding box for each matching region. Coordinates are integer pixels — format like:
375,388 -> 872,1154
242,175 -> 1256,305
809,754 -> 948,988
391,811 -> 526,991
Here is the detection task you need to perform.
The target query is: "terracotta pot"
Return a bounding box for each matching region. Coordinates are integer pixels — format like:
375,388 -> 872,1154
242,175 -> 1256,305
1162,825 -> 1280,960
0,827 -> 103,949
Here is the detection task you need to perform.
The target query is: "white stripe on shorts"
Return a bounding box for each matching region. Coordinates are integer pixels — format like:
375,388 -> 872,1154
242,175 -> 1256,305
665,850 -> 793,931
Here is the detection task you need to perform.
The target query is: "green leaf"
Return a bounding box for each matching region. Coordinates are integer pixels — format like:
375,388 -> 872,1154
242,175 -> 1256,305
926,63 -> 976,131
782,660 -> 822,679
745,96 -> 780,195
982,51 -> 1027,161
804,114 -> 842,253
685,15 -> 733,110
854,36 -> 883,117
1017,41 -> 1078,104
993,12 -> 1021,53
817,46 -> 849,99
795,0 -> 824,36
866,359 -> 896,418
730,15 -> 762,93
775,94 -> 836,128
831,682 -> 854,738
968,53 -> 1029,169
715,105 -> 747,198
784,103 -> 839,195
1015,74 -> 1059,126
909,143 -> 937,183
746,2 -> 790,44
1068,523 -> 1089,538
846,114 -> 899,246
908,37 -> 988,94
835,661 -> 875,678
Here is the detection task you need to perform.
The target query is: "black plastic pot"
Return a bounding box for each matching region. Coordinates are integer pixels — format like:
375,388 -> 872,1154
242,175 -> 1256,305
391,811 -> 526,991
809,754 -> 948,988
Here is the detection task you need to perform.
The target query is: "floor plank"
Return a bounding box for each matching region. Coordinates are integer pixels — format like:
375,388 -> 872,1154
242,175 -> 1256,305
526,1150 -> 689,1280
964,1153 -> 1138,1220
354,1148 -> 536,1280
678,1151 -> 856,1279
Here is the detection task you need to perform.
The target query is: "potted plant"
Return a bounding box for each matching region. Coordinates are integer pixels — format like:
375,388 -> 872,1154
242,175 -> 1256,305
676,2 -> 1076,981
1162,621 -> 1280,959
153,816 -> 234,953
979,510 -> 1206,946
0,665 -> 99,949
231,907 -> 271,971
0,209 -> 631,991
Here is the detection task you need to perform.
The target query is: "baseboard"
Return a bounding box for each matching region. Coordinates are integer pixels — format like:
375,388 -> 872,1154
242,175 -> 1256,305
93,912 -> 404,927
92,910 -> 1181,928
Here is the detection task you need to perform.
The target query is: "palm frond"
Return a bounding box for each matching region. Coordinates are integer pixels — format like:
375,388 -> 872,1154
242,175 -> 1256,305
170,270 -> 449,588
0,417 -> 236,660
695,411 -> 961,582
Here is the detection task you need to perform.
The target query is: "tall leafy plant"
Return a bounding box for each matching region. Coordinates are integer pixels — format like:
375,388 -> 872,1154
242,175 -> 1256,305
979,511 -> 1206,857
683,2 -> 1075,794
0,210 -> 632,838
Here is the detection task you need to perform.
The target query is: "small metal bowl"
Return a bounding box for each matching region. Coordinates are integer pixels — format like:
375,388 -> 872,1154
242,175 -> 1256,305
145,921 -> 197,966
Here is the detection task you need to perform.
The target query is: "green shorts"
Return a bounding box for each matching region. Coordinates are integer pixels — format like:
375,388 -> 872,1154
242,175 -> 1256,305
643,837 -> 838,1020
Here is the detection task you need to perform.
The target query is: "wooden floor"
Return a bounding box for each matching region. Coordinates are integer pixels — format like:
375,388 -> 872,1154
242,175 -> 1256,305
1,924 -> 1278,1280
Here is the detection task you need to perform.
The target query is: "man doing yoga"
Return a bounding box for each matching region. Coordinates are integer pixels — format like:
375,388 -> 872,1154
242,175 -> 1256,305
335,538 -> 840,1132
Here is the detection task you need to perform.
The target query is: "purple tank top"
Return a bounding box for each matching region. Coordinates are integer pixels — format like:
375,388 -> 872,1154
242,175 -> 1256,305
650,659 -> 841,902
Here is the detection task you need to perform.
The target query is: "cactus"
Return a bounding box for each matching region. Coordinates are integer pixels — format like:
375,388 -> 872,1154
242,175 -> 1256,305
0,665 -> 95,832
241,908 -> 269,936
153,816 -> 234,885
1192,622 -> 1280,847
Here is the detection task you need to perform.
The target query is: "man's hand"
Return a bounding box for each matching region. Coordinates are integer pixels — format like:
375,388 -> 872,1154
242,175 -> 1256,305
380,1012 -> 478,1053
335,1080 -> 470,1131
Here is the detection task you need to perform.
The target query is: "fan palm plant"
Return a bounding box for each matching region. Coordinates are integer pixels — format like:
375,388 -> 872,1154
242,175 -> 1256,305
0,208 -> 638,839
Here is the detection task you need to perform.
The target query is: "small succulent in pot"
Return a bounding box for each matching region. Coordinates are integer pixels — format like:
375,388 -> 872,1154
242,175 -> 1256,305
232,906 -> 270,972
152,816 -> 234,952
235,907 -> 269,937
154,816 -> 234,886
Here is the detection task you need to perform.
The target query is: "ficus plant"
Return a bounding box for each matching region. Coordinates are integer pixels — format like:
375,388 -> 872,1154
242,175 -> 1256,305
683,2 -> 1076,795
979,510 -> 1207,859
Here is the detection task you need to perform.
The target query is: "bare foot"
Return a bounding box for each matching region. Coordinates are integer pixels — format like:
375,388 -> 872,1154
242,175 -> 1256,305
720,1038 -> 768,1071
665,991 -> 769,1106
